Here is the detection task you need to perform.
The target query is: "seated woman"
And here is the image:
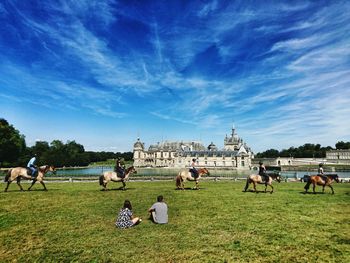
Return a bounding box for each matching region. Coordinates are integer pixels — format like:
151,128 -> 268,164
115,200 -> 142,229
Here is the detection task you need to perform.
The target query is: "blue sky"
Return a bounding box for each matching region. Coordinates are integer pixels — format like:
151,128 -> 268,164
1,0 -> 350,153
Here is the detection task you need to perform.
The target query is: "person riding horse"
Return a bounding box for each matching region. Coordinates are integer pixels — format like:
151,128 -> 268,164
27,154 -> 38,178
258,161 -> 269,182
114,158 -> 126,179
189,158 -> 199,179
318,163 -> 327,182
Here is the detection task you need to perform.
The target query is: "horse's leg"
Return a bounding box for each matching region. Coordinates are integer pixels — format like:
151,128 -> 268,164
121,180 -> 126,190
195,180 -> 199,190
322,185 -> 325,193
243,179 -> 250,192
312,183 -> 316,194
269,183 -> 274,194
28,179 -> 37,191
253,182 -> 257,192
329,185 -> 334,194
4,181 -> 12,192
16,177 -> 24,191
39,181 -> 48,191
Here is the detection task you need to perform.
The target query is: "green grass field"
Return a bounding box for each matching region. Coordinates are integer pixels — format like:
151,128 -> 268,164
0,180 -> 349,262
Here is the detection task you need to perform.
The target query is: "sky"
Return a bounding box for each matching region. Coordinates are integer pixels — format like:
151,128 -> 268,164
1,0 -> 350,153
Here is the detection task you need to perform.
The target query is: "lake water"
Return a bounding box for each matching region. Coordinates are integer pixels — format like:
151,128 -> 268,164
55,166 -> 350,179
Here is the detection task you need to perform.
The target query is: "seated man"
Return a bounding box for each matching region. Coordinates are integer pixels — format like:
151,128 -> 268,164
148,195 -> 168,224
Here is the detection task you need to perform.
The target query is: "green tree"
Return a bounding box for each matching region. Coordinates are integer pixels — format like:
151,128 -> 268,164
0,118 -> 26,167
335,141 -> 350,149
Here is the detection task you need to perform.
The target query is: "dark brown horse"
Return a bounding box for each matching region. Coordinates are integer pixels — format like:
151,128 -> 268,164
175,168 -> 210,190
4,165 -> 56,192
243,173 -> 281,193
304,174 -> 339,194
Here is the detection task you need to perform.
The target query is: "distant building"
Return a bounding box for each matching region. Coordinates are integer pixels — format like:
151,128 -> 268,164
133,126 -> 253,169
326,149 -> 350,164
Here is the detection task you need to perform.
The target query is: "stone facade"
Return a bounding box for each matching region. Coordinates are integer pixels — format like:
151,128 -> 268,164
133,126 -> 253,169
326,149 -> 350,164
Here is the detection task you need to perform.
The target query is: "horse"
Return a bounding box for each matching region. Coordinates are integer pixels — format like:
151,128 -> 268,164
243,172 -> 281,193
175,168 -> 210,190
304,174 -> 339,194
4,165 -> 56,192
99,166 -> 137,191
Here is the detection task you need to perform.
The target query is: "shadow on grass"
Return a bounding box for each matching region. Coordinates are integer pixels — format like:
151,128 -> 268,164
100,187 -> 136,191
301,191 -> 330,195
1,188 -> 60,193
242,189 -> 273,194
174,187 -> 206,190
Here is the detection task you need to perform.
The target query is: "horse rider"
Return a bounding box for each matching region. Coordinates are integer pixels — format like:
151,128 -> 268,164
189,158 -> 199,179
114,158 -> 125,179
27,154 -> 38,178
318,163 -> 327,182
258,161 -> 269,182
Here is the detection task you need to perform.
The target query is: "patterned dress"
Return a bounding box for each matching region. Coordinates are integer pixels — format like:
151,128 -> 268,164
115,208 -> 133,229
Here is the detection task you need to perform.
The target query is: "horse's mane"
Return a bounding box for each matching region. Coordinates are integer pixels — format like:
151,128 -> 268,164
268,172 -> 280,178
125,166 -> 134,172
38,165 -> 49,172
328,174 -> 338,179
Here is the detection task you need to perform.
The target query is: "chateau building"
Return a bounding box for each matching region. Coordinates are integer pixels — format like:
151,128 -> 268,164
326,149 -> 350,164
133,126 -> 253,169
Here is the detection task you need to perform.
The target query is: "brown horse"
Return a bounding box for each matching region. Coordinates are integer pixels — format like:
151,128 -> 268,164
304,174 -> 339,194
99,166 -> 137,191
175,168 -> 210,190
4,165 -> 56,192
243,173 -> 281,193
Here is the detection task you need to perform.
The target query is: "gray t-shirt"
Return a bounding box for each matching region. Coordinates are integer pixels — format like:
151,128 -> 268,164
151,202 -> 168,224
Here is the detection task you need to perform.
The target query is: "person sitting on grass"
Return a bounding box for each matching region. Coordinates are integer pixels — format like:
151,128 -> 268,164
148,195 -> 168,224
115,200 -> 142,229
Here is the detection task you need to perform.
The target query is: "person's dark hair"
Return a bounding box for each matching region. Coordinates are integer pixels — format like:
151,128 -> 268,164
319,163 -> 323,167
123,200 -> 132,210
192,158 -> 196,162
259,161 -> 263,165
157,195 -> 163,202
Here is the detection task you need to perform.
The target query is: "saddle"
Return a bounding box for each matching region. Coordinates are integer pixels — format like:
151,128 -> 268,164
116,170 -> 125,179
189,169 -> 199,179
26,168 -> 37,177
260,174 -> 269,183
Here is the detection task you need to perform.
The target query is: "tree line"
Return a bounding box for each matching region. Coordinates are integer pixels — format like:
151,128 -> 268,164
255,142 -> 350,158
0,118 -> 132,168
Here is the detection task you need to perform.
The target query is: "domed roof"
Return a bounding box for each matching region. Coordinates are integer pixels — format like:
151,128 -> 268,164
207,142 -> 217,151
133,138 -> 144,149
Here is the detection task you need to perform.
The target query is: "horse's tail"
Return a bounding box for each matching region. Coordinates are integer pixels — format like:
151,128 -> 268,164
175,174 -> 182,188
243,176 -> 250,192
4,169 -> 12,182
304,179 -> 311,191
99,174 -> 104,186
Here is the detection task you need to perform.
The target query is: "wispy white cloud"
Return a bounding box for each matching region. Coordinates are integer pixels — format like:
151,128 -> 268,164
1,1 -> 349,152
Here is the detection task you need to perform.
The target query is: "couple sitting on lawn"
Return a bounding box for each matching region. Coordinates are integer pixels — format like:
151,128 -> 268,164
115,195 -> 168,229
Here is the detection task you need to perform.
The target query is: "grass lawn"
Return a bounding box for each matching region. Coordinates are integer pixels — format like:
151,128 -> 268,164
0,180 -> 349,262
